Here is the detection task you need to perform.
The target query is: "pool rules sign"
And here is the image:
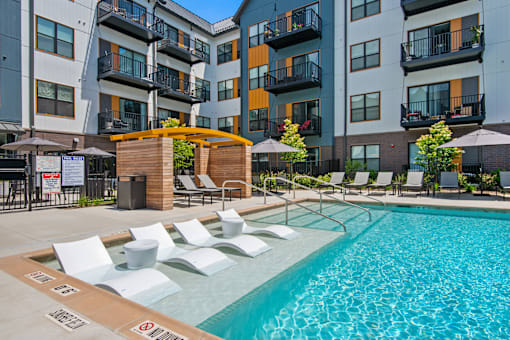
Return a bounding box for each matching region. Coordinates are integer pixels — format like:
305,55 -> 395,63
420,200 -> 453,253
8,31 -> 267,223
131,320 -> 188,340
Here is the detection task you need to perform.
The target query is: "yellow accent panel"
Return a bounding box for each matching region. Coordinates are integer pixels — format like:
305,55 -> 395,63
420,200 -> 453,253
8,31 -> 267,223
286,10 -> 292,32
110,127 -> 253,147
248,44 -> 269,68
286,57 -> 292,77
233,116 -> 239,134
178,30 -> 184,47
450,79 -> 462,111
179,72 -> 184,91
112,96 -> 120,118
286,103 -> 292,119
232,39 -> 238,60
233,78 -> 239,98
248,88 -> 269,110
451,18 -> 462,51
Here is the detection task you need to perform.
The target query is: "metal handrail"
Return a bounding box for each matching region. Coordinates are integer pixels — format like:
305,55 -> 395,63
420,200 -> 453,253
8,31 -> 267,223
263,176 -> 371,221
221,180 -> 346,232
294,175 -> 387,208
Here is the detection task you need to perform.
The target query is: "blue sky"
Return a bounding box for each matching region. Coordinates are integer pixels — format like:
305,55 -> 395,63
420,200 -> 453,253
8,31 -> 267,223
173,0 -> 243,23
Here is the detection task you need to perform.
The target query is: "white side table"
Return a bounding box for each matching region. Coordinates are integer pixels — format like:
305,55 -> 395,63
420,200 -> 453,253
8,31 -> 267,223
221,217 -> 244,238
123,239 -> 159,269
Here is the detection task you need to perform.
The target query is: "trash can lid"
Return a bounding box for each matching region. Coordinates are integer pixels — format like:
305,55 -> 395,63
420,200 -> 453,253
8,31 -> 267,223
123,239 -> 159,251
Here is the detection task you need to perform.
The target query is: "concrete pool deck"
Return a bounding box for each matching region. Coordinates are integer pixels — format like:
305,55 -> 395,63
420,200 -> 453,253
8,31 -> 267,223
0,191 -> 509,339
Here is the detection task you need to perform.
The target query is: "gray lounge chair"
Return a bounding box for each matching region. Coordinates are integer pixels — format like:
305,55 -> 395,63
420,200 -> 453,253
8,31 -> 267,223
178,175 -> 221,201
401,171 -> 424,196
345,172 -> 370,193
197,174 -> 242,201
367,172 -> 393,195
173,189 -> 205,207
499,171 -> 510,200
439,172 -> 460,196
319,172 -> 346,193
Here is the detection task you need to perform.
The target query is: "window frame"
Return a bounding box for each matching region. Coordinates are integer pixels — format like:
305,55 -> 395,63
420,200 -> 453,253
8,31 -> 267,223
36,16 -> 74,59
351,0 -> 381,22
249,20 -> 268,48
350,144 -> 380,171
291,98 -> 320,124
350,38 -> 380,72
218,117 -> 234,133
350,91 -> 381,122
217,41 -> 233,65
195,38 -> 210,63
196,78 -> 211,101
249,108 -> 268,132
249,65 -> 268,90
196,116 -> 211,129
36,79 -> 75,119
217,79 -> 234,101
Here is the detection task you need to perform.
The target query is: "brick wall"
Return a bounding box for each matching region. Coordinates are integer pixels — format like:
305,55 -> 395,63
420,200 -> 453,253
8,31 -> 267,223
116,138 -> 173,210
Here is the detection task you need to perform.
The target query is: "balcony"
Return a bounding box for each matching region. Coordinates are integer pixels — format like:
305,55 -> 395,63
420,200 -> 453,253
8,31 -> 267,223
401,0 -> 469,18
97,0 -> 164,43
401,94 -> 485,129
97,53 -> 164,91
158,34 -> 209,64
264,62 -> 321,95
401,26 -> 484,74
158,77 -> 205,104
264,115 -> 321,138
98,110 -> 147,134
264,8 -> 321,50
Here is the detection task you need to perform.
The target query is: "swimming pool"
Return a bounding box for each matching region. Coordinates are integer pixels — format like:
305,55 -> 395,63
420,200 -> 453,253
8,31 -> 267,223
199,203 -> 510,339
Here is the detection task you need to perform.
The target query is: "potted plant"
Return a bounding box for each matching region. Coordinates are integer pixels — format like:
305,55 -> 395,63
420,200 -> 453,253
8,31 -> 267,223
274,28 -> 280,36
292,22 -> 298,30
471,26 -> 482,48
405,42 -> 413,61
296,23 -> 303,29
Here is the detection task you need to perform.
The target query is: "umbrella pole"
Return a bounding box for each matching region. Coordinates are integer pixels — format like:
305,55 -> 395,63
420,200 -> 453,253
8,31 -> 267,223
28,151 -> 33,211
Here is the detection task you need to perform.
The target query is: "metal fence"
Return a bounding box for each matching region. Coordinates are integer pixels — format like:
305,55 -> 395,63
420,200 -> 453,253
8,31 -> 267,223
252,159 -> 340,177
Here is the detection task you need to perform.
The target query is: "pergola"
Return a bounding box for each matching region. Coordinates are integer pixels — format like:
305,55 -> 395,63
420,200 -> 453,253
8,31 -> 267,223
110,128 -> 253,210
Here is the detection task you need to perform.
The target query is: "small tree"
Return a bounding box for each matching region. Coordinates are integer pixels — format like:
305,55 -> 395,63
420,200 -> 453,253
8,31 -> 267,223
280,119 -> 307,178
161,118 -> 195,173
415,121 -> 462,181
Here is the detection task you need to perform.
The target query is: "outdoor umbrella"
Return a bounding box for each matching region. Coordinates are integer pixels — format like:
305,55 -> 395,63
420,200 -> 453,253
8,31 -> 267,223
0,137 -> 69,153
69,147 -> 115,158
438,128 -> 510,194
251,138 -> 301,172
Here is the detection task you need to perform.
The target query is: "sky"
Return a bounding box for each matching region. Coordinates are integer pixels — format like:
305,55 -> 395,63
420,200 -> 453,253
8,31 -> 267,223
173,0 -> 244,23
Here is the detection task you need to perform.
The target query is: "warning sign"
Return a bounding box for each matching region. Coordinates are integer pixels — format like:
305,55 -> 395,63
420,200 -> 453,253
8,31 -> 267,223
42,173 -> 61,194
24,271 -> 56,284
46,308 -> 89,332
51,284 -> 80,297
131,320 -> 188,340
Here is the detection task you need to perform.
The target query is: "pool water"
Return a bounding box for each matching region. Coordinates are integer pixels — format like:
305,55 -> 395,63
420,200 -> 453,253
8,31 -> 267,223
199,204 -> 510,339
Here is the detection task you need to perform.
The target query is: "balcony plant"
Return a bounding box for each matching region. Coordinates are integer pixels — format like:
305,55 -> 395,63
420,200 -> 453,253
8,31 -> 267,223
404,42 -> 413,61
274,28 -> 280,36
471,26 -> 483,48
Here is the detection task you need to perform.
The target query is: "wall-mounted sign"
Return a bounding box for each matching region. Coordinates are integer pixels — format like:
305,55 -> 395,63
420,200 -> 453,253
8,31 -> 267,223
62,156 -> 85,186
42,173 -> 61,194
36,156 -> 61,172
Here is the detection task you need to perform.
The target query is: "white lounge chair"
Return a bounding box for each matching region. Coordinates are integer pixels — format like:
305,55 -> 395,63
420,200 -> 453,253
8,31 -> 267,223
53,235 -> 181,306
216,209 -> 299,240
173,219 -> 272,258
129,223 -> 236,276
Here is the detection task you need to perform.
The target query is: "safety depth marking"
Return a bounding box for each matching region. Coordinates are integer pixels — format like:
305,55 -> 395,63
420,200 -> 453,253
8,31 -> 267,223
50,284 -> 80,297
24,271 -> 56,284
45,308 -> 89,332
131,320 -> 189,340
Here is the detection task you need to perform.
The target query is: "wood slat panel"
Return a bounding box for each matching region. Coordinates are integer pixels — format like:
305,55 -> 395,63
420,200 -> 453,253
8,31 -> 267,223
248,44 -> 269,68
248,88 -> 269,110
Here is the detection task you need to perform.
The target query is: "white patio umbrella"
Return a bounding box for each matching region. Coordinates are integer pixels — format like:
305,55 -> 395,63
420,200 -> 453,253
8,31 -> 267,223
251,138 -> 301,172
1,137 -> 69,153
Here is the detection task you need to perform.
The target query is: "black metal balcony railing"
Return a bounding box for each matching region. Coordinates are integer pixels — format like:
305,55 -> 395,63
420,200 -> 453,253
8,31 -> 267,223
401,94 -> 485,129
401,0 -> 469,18
264,62 -> 321,94
401,26 -> 484,73
98,53 -> 164,90
264,8 -> 322,49
264,115 -> 321,138
158,29 -> 210,64
97,0 -> 164,42
98,110 -> 147,134
158,76 -> 205,104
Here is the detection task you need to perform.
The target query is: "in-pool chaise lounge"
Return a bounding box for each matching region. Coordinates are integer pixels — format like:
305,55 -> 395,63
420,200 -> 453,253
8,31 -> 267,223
197,174 -> 242,201
52,235 -> 181,306
216,209 -> 300,240
129,222 -> 236,276
173,219 -> 272,257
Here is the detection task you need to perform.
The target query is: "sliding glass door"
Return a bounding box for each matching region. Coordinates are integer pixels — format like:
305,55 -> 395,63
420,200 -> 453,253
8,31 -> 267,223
409,82 -> 450,118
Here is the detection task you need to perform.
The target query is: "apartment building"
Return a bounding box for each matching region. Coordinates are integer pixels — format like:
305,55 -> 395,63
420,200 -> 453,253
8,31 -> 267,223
8,0 -> 240,152
234,0 -> 335,166
335,0 -> 510,172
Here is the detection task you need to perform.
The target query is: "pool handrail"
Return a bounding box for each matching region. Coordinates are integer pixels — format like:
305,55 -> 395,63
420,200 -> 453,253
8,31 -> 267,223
263,176 -> 371,221
294,175 -> 387,208
221,180 -> 347,232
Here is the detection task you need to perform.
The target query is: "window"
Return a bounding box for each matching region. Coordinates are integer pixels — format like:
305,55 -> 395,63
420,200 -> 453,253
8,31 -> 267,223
36,16 -> 74,58
158,65 -> 180,89
352,0 -> 380,21
351,92 -> 380,122
37,80 -> 74,118
196,78 -> 210,101
409,23 -> 451,58
158,108 -> 179,121
408,82 -> 450,118
218,117 -> 234,133
249,108 -> 268,131
164,24 -> 179,44
195,39 -> 210,63
196,116 -> 211,128
249,65 -> 268,90
249,21 -> 267,48
351,145 -> 380,171
408,143 -> 424,171
292,99 -> 319,125
0,133 -> 17,157
217,41 -> 233,64
292,51 -> 319,78
119,47 -> 146,78
351,39 -> 380,71
292,3 -> 319,27
307,147 -> 320,165
218,79 -> 234,101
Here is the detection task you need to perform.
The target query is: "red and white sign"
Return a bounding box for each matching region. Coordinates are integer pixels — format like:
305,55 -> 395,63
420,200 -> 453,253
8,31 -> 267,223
131,320 -> 188,340
42,173 -> 61,194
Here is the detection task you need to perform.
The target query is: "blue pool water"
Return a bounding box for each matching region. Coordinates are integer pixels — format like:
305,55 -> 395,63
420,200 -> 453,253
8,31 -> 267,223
199,204 -> 510,339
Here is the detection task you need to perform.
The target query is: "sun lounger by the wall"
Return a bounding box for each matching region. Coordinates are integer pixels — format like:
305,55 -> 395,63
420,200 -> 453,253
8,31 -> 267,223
173,219 -> 272,258
52,235 -> 181,306
216,209 -> 299,240
129,223 -> 236,276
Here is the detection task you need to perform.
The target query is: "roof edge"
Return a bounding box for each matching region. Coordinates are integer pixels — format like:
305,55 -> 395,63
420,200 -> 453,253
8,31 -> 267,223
233,0 -> 250,24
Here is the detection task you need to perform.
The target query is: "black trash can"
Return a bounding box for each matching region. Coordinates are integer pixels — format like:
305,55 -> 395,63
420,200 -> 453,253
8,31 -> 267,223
117,175 -> 146,209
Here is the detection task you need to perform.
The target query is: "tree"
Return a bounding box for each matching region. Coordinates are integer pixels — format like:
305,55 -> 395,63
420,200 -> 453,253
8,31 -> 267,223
279,119 -> 307,178
415,121 -> 462,180
161,118 -> 195,172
